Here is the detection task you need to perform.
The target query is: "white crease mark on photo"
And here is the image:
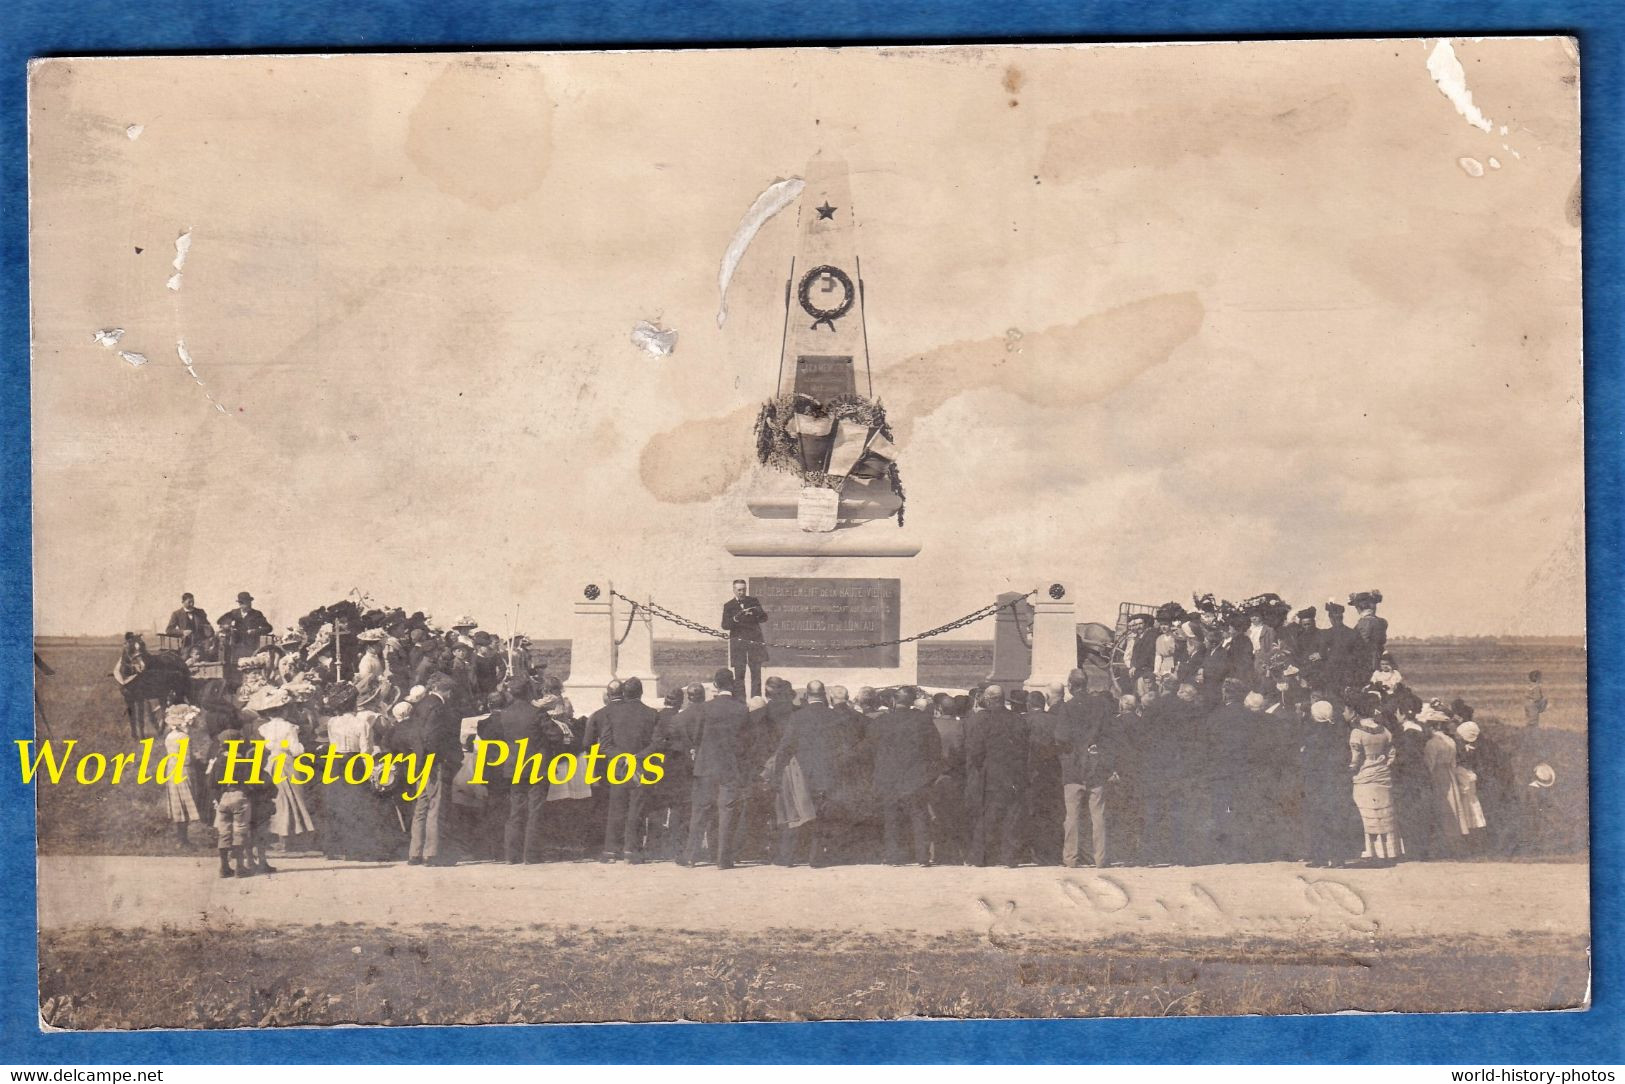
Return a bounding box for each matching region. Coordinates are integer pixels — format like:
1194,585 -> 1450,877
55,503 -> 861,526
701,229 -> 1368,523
167,228 -> 193,291
91,328 -> 125,348
630,320 -> 677,357
716,176 -> 804,327
116,351 -> 147,368
1426,40 -> 1495,133
177,339 -> 230,415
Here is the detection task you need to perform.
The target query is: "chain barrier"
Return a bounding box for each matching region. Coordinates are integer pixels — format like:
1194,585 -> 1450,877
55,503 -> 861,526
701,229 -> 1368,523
610,587 -> 1039,655
612,600 -> 640,647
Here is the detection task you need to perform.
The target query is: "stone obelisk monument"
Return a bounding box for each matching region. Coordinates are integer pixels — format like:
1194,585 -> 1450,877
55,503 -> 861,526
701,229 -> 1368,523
721,156 -> 925,688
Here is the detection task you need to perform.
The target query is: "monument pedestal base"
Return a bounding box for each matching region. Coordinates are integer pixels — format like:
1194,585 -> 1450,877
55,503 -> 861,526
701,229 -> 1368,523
725,532 -> 922,558
562,590 -> 662,709
723,554 -> 924,691
744,472 -> 903,523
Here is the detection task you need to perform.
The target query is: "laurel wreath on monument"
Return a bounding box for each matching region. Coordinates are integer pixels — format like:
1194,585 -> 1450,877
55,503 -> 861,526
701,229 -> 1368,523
753,391 -> 906,525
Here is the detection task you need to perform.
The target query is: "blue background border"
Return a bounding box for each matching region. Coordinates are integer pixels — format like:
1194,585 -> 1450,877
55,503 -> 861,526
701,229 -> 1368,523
2,0 -> 1617,1065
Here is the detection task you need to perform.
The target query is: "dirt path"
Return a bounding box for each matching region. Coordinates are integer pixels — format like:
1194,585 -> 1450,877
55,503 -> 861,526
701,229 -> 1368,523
37,855 -> 1589,943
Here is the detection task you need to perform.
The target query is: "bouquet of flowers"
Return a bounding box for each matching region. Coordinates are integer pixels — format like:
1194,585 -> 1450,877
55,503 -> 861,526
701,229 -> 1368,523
753,392 -> 905,525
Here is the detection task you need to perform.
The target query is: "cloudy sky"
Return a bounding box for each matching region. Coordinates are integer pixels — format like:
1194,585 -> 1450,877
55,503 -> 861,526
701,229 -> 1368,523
29,39 -> 1583,638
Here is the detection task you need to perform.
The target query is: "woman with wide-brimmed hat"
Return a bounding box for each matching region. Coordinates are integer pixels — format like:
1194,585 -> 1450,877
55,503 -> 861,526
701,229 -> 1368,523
1419,701 -> 1466,857
248,684 -> 317,850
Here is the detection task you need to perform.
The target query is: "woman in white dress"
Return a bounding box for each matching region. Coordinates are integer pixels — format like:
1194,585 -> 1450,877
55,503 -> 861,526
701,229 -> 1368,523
1452,720 -> 1490,847
248,685 -> 318,845
161,703 -> 209,847
1419,702 -> 1467,855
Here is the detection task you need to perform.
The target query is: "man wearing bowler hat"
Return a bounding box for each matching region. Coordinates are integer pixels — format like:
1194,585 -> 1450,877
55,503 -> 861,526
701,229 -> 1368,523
216,591 -> 271,687
721,579 -> 769,698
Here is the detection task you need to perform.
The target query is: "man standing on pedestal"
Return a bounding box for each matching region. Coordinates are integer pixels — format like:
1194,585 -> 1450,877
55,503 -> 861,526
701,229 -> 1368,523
721,580 -> 769,698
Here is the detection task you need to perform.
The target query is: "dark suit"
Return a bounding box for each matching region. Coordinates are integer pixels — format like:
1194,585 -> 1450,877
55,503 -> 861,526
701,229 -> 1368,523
1283,624 -> 1324,689
1355,614 -> 1388,683
870,707 -> 943,864
1025,707 -> 1065,864
741,697 -> 792,862
1203,701 -> 1254,861
1054,693 -> 1114,867
1320,621 -> 1363,695
484,699 -> 558,863
597,699 -> 660,858
1125,629 -> 1156,690
965,706 -> 1029,866
721,595 -> 769,697
772,699 -> 849,865
650,705 -> 697,858
685,692 -> 751,867
165,606 -> 212,650
217,607 -> 271,682
404,692 -> 461,863
1139,695 -> 1200,863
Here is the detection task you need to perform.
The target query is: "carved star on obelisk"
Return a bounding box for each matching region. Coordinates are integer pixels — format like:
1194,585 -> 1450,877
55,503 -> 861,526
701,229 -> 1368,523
815,201 -> 837,220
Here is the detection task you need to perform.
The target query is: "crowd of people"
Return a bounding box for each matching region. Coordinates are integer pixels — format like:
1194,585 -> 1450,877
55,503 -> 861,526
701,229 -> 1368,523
122,588 -> 1562,878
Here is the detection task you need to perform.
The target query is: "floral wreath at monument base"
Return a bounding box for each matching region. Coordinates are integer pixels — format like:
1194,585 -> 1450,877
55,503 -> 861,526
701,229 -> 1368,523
753,391 -> 906,526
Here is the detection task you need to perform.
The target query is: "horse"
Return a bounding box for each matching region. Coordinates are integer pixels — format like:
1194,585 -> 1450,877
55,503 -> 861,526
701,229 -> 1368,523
118,651 -> 192,739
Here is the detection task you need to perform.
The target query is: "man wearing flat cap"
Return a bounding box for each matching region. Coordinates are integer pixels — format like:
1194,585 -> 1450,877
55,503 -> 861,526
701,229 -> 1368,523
217,592 -> 271,687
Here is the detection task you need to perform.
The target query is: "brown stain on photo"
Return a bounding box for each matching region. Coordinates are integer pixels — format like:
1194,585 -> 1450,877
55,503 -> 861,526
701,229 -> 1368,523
406,61 -> 553,210
637,292 -> 1205,504
1041,90 -> 1353,179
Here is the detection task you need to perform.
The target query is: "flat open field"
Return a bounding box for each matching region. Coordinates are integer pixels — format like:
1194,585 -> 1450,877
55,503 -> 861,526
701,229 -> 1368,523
32,637 -> 1588,857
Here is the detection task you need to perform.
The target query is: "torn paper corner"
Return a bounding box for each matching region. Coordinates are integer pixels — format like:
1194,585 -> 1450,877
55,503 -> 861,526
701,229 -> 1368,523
117,351 -> 148,368
91,328 -> 125,348
125,124 -> 144,141
717,176 -> 805,328
1426,40 -> 1494,133
631,320 -> 678,357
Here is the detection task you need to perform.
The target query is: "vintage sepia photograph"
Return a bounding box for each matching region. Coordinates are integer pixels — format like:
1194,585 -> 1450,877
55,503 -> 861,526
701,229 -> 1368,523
26,38 -> 1586,1028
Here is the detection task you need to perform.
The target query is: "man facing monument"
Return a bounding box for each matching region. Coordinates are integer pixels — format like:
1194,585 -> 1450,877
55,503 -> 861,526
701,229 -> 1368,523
721,579 -> 769,697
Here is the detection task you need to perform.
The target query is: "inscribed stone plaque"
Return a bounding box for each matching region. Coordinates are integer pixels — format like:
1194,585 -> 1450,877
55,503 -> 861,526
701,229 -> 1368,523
792,355 -> 857,403
749,576 -> 901,667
